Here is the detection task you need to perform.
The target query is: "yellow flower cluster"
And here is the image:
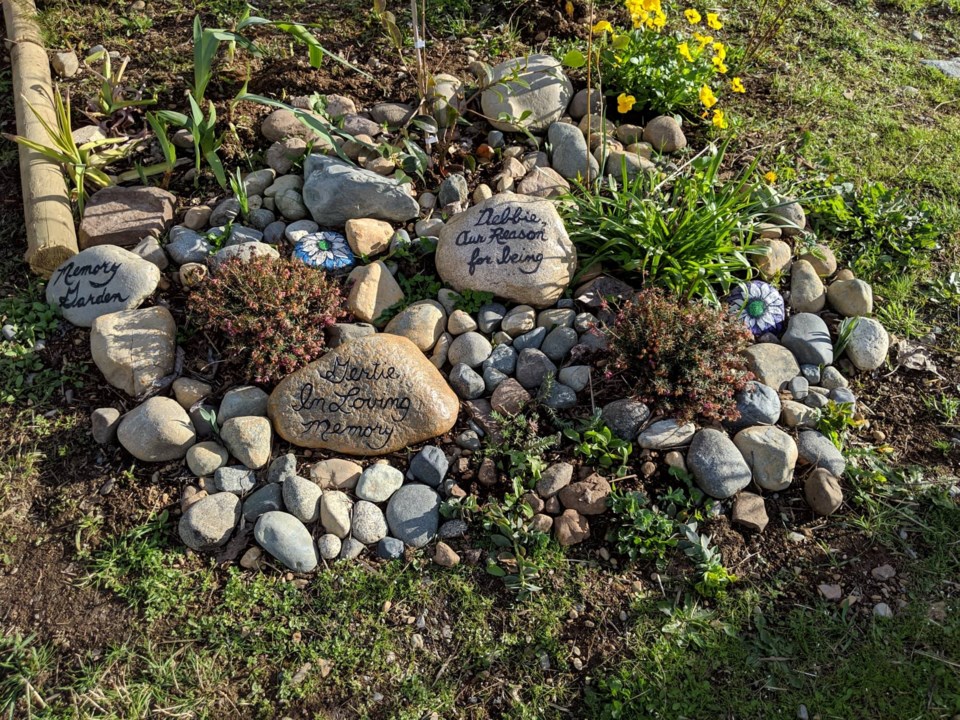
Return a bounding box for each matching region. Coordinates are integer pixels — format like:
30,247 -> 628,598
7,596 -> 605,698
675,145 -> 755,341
625,0 -> 666,30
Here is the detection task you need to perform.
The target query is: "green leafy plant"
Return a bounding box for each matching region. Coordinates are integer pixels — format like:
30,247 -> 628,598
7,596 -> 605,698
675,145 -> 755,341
0,289 -> 85,405
482,477 -> 552,600
0,633 -> 52,719
83,49 -> 156,118
453,289 -> 495,314
561,143 -> 764,304
607,287 -> 754,423
816,400 -> 862,451
803,179 -> 939,278
227,167 -> 250,218
606,489 -> 677,561
833,316 -> 860,360
923,390 -> 960,426
375,273 -> 443,325
678,521 -> 736,598
591,3 -> 740,120
156,92 -> 227,188
3,89 -> 133,214
188,255 -> 345,384
563,412 -> 633,476
485,409 -> 560,486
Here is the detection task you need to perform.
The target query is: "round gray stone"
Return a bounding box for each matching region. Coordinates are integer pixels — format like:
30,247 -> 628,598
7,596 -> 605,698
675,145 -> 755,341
254,511 -> 318,572
797,431 -> 846,477
242,483 -> 285,521
317,533 -> 342,560
482,344 -> 517,375
726,381 -> 782,433
386,484 -> 440,547
601,399 -> 651,441
687,429 -> 753,499
352,500 -> 388,544
356,464 -> 404,503
282,475 -> 323,524
449,363 -> 486,400
447,332 -> 493,368
179,492 -> 240,551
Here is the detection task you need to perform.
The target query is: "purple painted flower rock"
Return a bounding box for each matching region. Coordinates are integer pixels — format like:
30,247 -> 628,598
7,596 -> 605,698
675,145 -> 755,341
727,281 -> 785,336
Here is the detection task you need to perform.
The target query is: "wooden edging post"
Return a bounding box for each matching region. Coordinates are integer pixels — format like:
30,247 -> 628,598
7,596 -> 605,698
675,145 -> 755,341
3,0 -> 79,277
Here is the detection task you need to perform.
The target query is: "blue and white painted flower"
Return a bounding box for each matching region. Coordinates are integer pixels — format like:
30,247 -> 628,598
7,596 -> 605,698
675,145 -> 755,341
727,280 -> 786,336
292,231 -> 355,271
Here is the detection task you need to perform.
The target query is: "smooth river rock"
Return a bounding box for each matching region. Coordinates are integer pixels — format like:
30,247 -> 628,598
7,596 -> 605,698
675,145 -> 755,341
117,396 -> 196,462
254,511 -> 318,572
46,245 -> 160,327
302,154 -> 419,226
480,54 -> 573,132
435,192 -> 576,308
268,334 -> 459,455
90,306 -> 176,397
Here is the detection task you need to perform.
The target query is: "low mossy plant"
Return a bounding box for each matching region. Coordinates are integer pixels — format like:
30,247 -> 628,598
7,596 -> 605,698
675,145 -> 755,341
188,255 -> 345,385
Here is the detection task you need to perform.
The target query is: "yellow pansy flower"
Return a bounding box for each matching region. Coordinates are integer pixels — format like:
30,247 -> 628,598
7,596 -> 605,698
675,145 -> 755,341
617,93 -> 637,113
684,8 -> 702,23
650,10 -> 666,28
764,170 -> 778,184
699,84 -> 718,108
712,42 -> 726,60
711,109 -> 728,129
706,12 -> 723,29
731,77 -> 746,93
678,42 -> 694,62
643,0 -> 662,11
694,32 -> 713,47
712,57 -> 728,73
592,20 -> 614,34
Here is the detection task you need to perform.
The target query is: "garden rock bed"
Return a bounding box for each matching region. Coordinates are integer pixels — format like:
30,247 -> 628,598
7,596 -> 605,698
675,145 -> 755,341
30,39 -> 894,580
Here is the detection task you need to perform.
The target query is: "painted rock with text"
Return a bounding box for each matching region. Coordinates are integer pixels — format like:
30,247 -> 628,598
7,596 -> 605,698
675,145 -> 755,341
268,334 -> 459,456
436,192 -> 576,308
46,245 -> 160,327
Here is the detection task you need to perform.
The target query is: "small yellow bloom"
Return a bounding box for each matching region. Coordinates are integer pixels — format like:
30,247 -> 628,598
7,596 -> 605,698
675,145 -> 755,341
650,10 -> 666,28
699,84 -> 718,108
706,12 -> 723,29
565,0 -> 575,18
711,108 -> 728,129
642,0 -> 662,11
764,170 -> 778,184
678,42 -> 694,62
694,32 -> 713,47
712,42 -> 726,60
731,77 -> 745,93
712,57 -> 728,73
617,93 -> 637,113
684,8 -> 702,23
592,20 -> 614,34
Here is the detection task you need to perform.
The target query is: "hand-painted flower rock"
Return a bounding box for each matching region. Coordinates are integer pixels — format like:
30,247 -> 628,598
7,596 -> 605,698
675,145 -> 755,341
293,231 -> 354,271
727,281 -> 786,336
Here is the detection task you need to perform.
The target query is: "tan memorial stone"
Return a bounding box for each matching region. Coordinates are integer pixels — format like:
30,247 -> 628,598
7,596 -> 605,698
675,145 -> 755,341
268,334 -> 459,456
435,192 -> 576,308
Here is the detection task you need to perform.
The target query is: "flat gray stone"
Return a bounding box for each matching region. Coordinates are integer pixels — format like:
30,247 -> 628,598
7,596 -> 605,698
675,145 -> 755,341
242,483 -> 285,521
782,313 -> 834,366
302,154 -> 419,226
352,500 -> 388,544
797,431 -> 846,477
355,464 -> 404,502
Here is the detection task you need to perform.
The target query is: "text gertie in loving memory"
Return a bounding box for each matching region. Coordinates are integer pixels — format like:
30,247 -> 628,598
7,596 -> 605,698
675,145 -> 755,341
290,356 -> 412,450
455,205 -> 548,276
52,260 -> 130,309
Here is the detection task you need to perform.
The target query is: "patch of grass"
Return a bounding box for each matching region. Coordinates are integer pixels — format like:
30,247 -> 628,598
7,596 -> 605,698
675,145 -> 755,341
0,633 -> 54,719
